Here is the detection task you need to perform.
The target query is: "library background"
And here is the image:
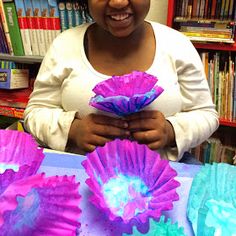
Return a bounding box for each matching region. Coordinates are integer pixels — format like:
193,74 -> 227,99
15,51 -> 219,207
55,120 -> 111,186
0,0 -> 235,164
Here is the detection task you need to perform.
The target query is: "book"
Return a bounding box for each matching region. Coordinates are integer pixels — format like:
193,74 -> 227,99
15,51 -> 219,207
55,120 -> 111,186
57,0 -> 68,31
31,0 -> 46,56
72,0 -> 82,26
0,0 -> 13,54
14,0 -> 32,55
0,16 -> 9,53
65,0 -> 73,29
192,0 -> 198,17
48,0 -> 61,40
211,0 -> 217,18
228,0 -> 234,19
3,0 -> 24,55
0,104 -> 24,118
23,0 -> 40,55
40,0 -> 52,51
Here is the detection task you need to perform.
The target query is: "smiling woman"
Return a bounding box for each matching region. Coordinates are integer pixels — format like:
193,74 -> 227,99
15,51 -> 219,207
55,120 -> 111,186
24,0 -> 219,163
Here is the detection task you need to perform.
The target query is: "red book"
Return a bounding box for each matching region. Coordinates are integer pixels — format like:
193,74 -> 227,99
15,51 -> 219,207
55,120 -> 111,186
211,0 -> 217,18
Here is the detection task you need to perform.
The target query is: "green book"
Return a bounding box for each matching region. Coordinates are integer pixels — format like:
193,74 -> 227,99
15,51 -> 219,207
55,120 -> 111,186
3,0 -> 24,55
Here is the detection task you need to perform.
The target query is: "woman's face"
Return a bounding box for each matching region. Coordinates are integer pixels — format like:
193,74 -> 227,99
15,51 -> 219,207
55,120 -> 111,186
88,0 -> 150,38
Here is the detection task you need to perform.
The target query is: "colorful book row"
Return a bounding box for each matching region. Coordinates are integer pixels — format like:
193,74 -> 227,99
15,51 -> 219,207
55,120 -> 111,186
200,51 -> 236,122
0,0 -> 92,56
191,137 -> 236,164
175,0 -> 236,20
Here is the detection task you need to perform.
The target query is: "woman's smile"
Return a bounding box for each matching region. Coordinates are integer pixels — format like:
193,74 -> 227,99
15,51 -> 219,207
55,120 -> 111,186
106,12 -> 134,29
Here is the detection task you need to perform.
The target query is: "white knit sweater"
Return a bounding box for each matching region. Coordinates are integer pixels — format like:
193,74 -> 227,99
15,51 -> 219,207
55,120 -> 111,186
24,21 -> 219,161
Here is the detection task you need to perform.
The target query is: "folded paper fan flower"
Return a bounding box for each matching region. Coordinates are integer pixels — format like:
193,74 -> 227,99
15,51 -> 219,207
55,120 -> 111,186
0,173 -> 81,235
89,71 -> 164,116
82,139 -> 180,230
187,163 -> 236,236
123,216 -> 186,236
0,130 -> 44,194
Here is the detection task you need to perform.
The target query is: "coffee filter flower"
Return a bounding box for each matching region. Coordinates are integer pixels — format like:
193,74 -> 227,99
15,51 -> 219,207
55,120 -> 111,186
0,173 -> 81,235
187,163 -> 236,236
123,216 -> 186,236
0,130 -> 44,194
89,71 -> 164,116
82,139 -> 180,229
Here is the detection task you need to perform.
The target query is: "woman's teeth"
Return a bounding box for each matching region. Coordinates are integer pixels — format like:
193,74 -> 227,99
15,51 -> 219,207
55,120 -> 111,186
110,13 -> 129,21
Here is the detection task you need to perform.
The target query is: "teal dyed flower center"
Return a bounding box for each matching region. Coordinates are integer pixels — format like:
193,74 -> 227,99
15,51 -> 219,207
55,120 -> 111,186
102,174 -> 151,220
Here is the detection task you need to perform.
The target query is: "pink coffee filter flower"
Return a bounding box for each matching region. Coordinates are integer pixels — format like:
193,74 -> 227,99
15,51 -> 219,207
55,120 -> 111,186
82,139 -> 180,229
0,130 -> 44,194
0,173 -> 81,235
89,71 -> 164,116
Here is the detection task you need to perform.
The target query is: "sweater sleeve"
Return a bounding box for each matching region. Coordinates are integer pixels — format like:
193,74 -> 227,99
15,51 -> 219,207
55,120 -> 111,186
24,42 -> 77,151
165,35 -> 219,161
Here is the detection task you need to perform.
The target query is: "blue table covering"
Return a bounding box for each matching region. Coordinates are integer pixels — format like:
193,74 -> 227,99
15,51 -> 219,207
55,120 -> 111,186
38,150 -> 202,236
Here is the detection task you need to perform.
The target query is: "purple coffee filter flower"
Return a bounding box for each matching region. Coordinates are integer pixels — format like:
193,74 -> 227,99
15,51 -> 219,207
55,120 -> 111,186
89,71 -> 164,116
0,174 -> 81,235
0,130 -> 44,194
82,139 -> 180,230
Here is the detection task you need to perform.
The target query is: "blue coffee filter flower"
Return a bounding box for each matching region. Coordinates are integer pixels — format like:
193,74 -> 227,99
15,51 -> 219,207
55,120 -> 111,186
187,163 -> 236,236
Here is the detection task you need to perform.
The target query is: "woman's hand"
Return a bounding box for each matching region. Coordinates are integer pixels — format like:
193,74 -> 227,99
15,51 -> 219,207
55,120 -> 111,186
126,110 -> 176,150
67,113 -> 130,154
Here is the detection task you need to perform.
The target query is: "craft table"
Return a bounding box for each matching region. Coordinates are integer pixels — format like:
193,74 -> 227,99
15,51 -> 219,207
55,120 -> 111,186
38,150 -> 202,236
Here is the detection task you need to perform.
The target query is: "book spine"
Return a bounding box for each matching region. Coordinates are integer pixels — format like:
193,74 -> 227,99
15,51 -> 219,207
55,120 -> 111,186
40,0 -> 51,51
228,0 -> 234,19
58,0 -> 67,31
31,0 -> 46,56
72,1 -> 82,26
0,0 -> 13,54
0,105 -> 24,118
23,0 -> 40,55
3,0 -> 24,56
65,0 -> 73,29
14,0 -> 32,55
48,0 -> 61,41
223,0 -> 230,20
233,58 -> 236,121
0,17 -> 9,53
211,0 -> 217,18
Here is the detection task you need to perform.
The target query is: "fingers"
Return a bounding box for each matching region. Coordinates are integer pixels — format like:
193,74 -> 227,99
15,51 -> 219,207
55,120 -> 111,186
93,123 -> 130,137
125,110 -> 158,121
91,113 -> 128,129
128,118 -> 156,131
132,130 -> 167,149
89,134 -> 112,146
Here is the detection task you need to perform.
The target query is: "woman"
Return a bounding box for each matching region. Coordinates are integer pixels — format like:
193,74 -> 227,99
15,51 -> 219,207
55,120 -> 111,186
24,0 -> 219,162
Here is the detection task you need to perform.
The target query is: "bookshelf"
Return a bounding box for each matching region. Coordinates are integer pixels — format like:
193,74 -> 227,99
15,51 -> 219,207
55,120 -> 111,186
0,54 -> 41,121
0,53 -> 43,64
167,0 -> 236,163
0,0 -> 92,121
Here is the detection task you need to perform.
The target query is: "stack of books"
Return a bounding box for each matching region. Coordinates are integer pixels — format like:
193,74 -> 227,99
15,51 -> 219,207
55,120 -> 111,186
175,19 -> 235,43
174,0 -> 236,43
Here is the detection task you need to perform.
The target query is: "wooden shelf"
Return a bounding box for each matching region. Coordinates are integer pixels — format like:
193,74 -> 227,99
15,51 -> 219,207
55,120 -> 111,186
0,53 -> 43,64
219,119 -> 236,128
193,42 -> 236,51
